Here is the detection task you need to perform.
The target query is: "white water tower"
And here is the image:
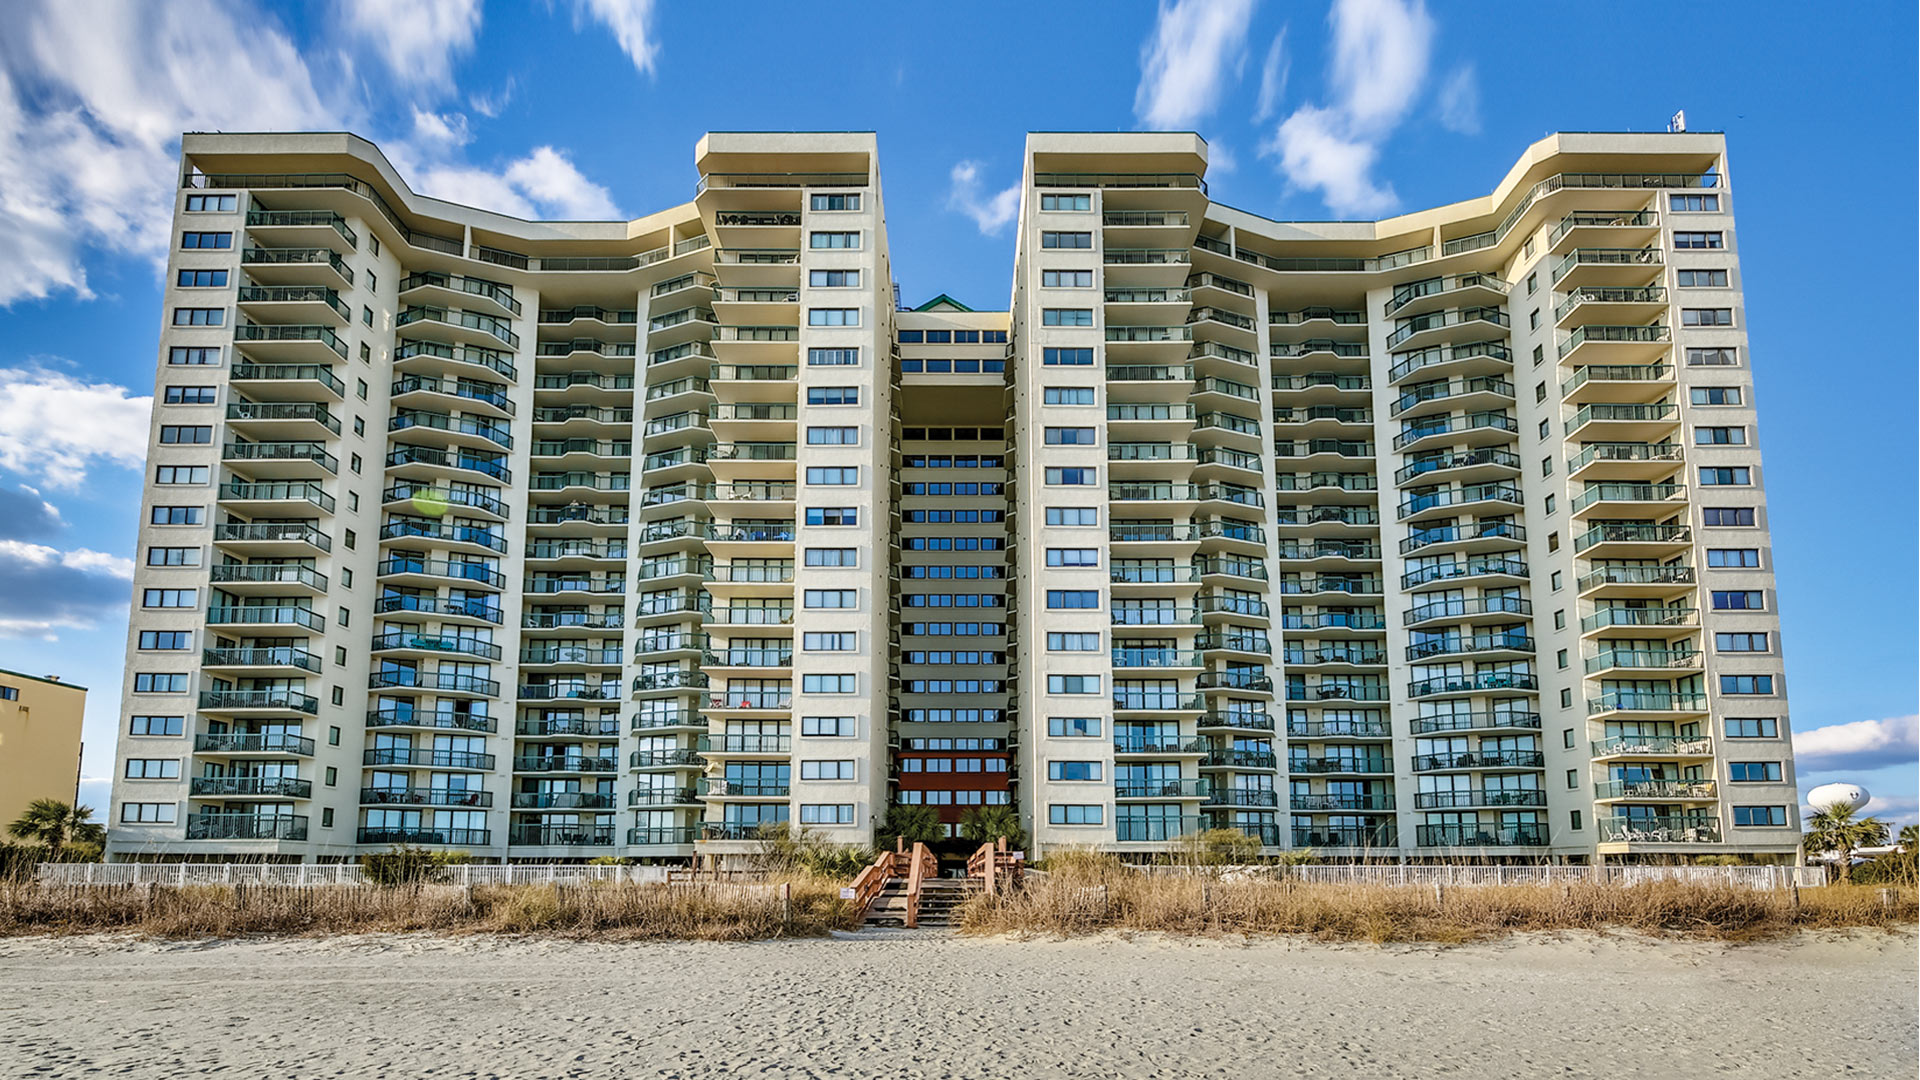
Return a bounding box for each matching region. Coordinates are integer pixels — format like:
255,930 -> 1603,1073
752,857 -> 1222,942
1806,783 -> 1870,813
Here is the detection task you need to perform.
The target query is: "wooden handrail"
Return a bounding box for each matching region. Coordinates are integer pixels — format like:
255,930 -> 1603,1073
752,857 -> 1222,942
967,835 -> 1024,896
848,847 -> 897,918
904,842 -> 935,928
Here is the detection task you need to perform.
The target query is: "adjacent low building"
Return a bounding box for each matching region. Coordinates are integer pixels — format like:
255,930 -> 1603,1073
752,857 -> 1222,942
1,669 -> 87,828
106,128 -> 1801,864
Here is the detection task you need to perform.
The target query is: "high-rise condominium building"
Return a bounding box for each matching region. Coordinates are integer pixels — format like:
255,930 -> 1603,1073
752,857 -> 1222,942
106,129 -> 1800,865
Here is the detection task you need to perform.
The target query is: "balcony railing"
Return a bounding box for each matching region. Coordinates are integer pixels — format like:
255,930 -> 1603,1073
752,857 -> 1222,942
186,813 -> 307,841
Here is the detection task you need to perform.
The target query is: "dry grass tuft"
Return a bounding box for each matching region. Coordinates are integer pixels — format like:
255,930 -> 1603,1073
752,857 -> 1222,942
960,857 -> 1917,943
0,878 -> 859,941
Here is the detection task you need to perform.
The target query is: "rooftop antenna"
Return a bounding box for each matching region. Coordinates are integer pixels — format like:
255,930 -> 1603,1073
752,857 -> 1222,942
1668,110 -> 1687,133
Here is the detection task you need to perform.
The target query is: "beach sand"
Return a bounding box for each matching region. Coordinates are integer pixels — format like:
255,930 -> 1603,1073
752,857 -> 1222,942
0,928 -> 1912,1078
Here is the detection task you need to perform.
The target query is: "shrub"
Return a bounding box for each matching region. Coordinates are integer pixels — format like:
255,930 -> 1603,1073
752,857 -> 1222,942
360,847 -> 470,885
1172,828 -> 1263,868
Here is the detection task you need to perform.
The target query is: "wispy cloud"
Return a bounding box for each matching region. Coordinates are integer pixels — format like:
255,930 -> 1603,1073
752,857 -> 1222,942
1253,28 -> 1290,123
946,161 -> 1020,236
1134,0 -> 1257,129
338,0 -> 483,93
1794,715 -> 1920,774
0,485 -> 64,541
0,537 -> 134,639
571,0 -> 660,77
469,76 -> 516,118
413,146 -> 620,220
0,366 -> 153,489
1436,63 -> 1481,135
1259,0 -> 1439,215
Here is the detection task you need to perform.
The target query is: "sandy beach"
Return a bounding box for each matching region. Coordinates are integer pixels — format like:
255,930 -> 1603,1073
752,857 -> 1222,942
0,929 -> 1912,1079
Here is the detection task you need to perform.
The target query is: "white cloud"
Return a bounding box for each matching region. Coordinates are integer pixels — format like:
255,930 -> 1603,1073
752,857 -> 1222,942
414,146 -> 621,220
410,107 -> 473,149
1437,63 -> 1481,135
1794,715 -> 1920,774
0,538 -> 135,639
339,0 -> 482,92
1208,142 -> 1239,175
572,0 -> 660,77
1253,28 -> 1290,123
469,77 -> 516,118
1133,0 -> 1257,129
0,367 -> 153,489
945,161 -> 1021,236
0,485 -> 63,541
0,0 -> 333,303
1259,0 -> 1443,216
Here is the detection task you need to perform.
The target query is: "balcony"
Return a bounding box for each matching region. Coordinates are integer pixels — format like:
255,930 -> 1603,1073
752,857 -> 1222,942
1289,757 -> 1392,776
632,748 -> 708,769
1394,447 -> 1521,487
244,209 -> 357,252
186,813 -> 307,841
1598,815 -> 1722,845
241,246 -> 352,288
1585,647 -> 1703,676
1411,750 -> 1546,772
401,271 -> 521,318
222,440 -> 337,478
189,776 -> 312,799
509,825 -> 616,847
1290,825 -> 1398,849
1571,483 -> 1688,519
206,604 -> 324,631
1204,788 -> 1280,809
1595,779 -> 1718,801
1591,734 -> 1715,759
360,787 -> 494,808
1400,557 -> 1528,591
1385,306 -> 1510,352
514,755 -> 620,774
1404,632 -> 1535,663
1408,711 -> 1540,735
510,792 -> 615,810
1383,272 -> 1510,318
1403,594 -> 1531,627
362,747 -> 495,770
1552,246 -> 1662,287
1412,790 -> 1545,810
1407,672 -> 1538,699
368,631 -> 500,662
194,731 -> 316,755
697,778 -> 791,799
398,304 -> 518,349
232,322 -> 347,363
212,521 -> 331,556
1289,793 -> 1393,812
1415,824 -> 1547,847
219,479 -> 335,516
1554,286 -> 1668,329
1587,691 -> 1709,718
1392,412 -> 1519,453
207,563 -> 328,595
1400,520 -> 1526,558
1396,482 -> 1523,522
1387,341 -> 1510,385
1574,522 -> 1693,559
1567,441 -> 1685,482
1390,375 -> 1514,420
372,594 -> 503,626
367,670 -> 500,697
357,827 -> 491,847
1113,815 -> 1206,842
196,690 -> 319,717
365,709 -> 497,734
201,646 -> 321,675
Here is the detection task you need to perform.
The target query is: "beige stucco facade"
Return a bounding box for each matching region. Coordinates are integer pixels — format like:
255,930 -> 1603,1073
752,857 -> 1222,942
0,669 -> 86,828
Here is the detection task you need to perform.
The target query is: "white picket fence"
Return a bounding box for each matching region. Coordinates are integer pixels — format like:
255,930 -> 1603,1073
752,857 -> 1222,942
34,863 -> 680,887
1137,863 -> 1824,889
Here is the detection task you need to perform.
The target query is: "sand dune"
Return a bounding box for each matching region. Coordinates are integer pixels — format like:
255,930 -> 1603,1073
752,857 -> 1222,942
0,929 -> 1912,1078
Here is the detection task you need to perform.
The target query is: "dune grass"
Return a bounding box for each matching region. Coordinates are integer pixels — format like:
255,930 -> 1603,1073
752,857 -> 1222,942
959,856 -> 1917,943
0,878 -> 860,941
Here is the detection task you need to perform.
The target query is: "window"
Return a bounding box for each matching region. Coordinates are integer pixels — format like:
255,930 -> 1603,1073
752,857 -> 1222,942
1686,347 -> 1738,367
180,231 -> 231,249
1042,308 -> 1093,326
1673,231 -> 1723,249
137,631 -> 192,651
158,424 -> 212,444
801,716 -> 855,737
1682,308 -> 1733,327
171,308 -> 224,326
804,548 -> 857,567
800,760 -> 855,781
1048,716 -> 1101,737
1563,729 -> 1576,749
1707,548 -> 1761,568
803,589 -> 857,608
163,386 -> 216,405
362,306 -> 374,326
356,379 -> 368,399
155,466 -> 208,485
1566,769 -> 1578,789
1733,805 -> 1788,827
1544,494 -> 1557,515
804,466 -> 859,486
167,346 -> 220,366
808,231 -> 860,249
1717,632 -> 1769,652
1532,344 -> 1544,367
366,271 -> 376,291
802,674 -> 856,694
369,235 -> 380,255
1691,386 -> 1743,406
803,632 -> 856,651
1556,648 -> 1568,670
1541,456 -> 1553,477
806,426 -> 859,445
1045,590 -> 1098,609
1677,269 -> 1728,287
799,804 -> 855,825
811,193 -> 861,211
1044,427 -> 1096,445
1703,506 -> 1756,527
1726,717 -> 1778,738
1569,810 -> 1583,831
1699,467 -> 1751,486
1711,590 -> 1764,610
120,803 -> 177,824
1046,507 -> 1098,526
1042,269 -> 1094,287
1728,762 -> 1783,784
805,507 -> 858,526
176,269 -> 228,288
807,386 -> 858,405
1694,426 -> 1746,445
1550,570 -> 1562,591
1040,231 -> 1093,249
1048,761 -> 1103,781
1538,420 -> 1550,440
1670,194 -> 1720,212
1528,308 -> 1540,330
1046,632 -> 1101,651
1047,674 -> 1101,694
1553,609 -> 1566,630
1559,689 -> 1572,709
1720,674 -> 1775,695
141,588 -> 196,608
144,546 -> 202,569
1044,387 -> 1095,405
1045,549 -> 1098,567
184,194 -> 235,212
1040,194 -> 1091,211
1049,804 -> 1103,825
124,758 -> 180,779
808,269 -> 861,290
808,308 -> 860,326
808,347 -> 860,366
1042,347 -> 1094,366
130,715 -> 185,736
1044,467 -> 1096,485
133,673 -> 190,693
1525,271 -> 1538,294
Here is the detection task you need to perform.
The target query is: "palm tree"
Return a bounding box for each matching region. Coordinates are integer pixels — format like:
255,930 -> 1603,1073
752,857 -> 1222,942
959,805 -> 1026,850
7,799 -> 106,860
879,804 -> 944,850
1802,800 -> 1890,884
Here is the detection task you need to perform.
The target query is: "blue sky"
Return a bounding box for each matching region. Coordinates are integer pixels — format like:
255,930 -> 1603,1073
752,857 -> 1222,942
1,0 -> 1913,825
